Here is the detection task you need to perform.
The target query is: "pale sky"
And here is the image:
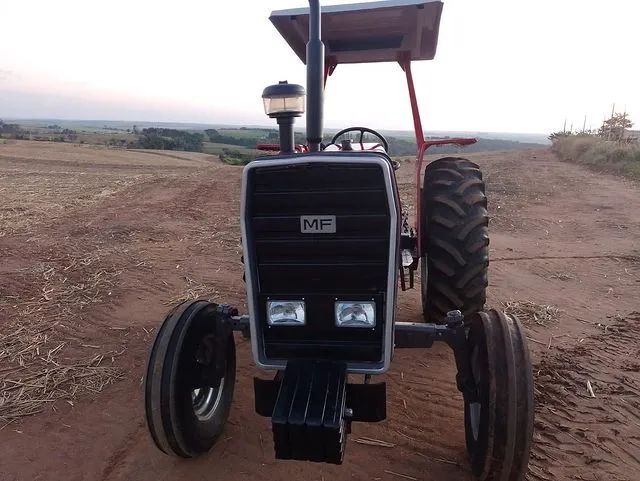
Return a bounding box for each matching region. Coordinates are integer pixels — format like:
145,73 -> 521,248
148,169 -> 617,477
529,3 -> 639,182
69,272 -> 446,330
1,0 -> 638,133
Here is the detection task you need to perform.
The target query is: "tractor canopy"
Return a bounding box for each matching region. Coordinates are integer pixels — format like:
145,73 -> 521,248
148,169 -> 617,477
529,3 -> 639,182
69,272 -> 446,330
270,0 -> 443,65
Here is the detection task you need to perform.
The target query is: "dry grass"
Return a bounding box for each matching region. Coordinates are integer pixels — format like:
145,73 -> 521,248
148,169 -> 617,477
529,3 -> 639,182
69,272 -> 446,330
0,172 -> 138,237
552,136 -> 640,179
0,140 -> 221,238
0,140 -> 214,168
164,276 -> 218,305
354,437 -> 396,448
0,330 -> 121,426
549,271 -> 575,281
502,300 -> 561,326
0,248 -> 126,427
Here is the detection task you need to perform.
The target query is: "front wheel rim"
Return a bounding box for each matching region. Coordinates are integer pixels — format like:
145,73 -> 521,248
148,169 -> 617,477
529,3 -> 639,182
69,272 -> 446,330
192,377 -> 225,422
468,344 -> 483,440
421,255 -> 428,300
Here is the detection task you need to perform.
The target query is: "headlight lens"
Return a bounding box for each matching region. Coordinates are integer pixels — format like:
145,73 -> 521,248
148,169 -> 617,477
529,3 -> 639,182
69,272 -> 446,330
335,301 -> 376,328
267,300 -> 305,326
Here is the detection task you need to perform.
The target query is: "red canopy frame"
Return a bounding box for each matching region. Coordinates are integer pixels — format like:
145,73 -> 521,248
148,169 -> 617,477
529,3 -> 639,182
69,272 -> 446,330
324,58 -> 476,254
271,0 -> 477,254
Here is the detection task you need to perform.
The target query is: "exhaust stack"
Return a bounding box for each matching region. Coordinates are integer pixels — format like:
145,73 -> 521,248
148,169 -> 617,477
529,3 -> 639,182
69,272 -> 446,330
306,0 -> 324,152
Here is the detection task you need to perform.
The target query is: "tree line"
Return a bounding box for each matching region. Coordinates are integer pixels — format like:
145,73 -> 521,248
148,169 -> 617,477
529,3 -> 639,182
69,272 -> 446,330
132,128 -> 204,151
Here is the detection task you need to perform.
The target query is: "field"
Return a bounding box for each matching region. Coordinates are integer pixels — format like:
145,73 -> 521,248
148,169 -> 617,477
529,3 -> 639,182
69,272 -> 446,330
1,140 -> 639,481
202,141 -> 263,156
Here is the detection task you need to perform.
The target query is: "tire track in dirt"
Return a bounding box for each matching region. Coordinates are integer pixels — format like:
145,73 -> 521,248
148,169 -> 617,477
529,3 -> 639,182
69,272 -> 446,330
99,420 -> 147,481
493,255 -> 640,263
529,312 -> 640,481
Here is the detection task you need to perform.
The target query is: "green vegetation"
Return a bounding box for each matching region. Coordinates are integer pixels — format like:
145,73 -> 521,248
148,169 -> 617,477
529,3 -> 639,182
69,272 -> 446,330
218,149 -> 257,165
0,120 -> 24,137
1,119 -> 545,163
202,142 -> 262,166
209,127 -> 275,139
131,128 -> 204,152
550,112 -> 639,179
204,128 -> 305,148
202,142 -> 260,155
0,119 -> 78,142
552,135 -> 640,179
204,128 -> 268,148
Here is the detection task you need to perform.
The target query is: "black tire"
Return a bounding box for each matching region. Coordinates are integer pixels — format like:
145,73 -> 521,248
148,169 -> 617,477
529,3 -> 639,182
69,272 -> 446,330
145,300 -> 236,458
464,309 -> 534,480
421,157 -> 489,322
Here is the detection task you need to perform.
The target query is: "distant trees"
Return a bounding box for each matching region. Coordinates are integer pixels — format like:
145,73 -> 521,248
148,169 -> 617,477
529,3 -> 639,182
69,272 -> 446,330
204,129 -> 220,142
204,128 -> 258,148
0,119 -> 23,135
598,113 -> 633,142
107,138 -> 128,147
132,128 -> 204,152
0,121 -> 82,142
218,148 -> 257,165
550,112 -> 634,143
61,128 -> 77,141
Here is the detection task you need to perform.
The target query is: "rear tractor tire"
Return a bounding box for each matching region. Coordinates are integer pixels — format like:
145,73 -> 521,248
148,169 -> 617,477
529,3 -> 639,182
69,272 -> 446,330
421,157 -> 489,322
463,309 -> 534,480
145,300 -> 236,458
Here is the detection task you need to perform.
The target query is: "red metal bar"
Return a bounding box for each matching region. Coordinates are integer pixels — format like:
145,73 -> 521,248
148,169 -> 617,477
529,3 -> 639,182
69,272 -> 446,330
256,143 -> 281,151
401,56 -> 428,255
324,60 -> 337,86
413,136 -> 478,254
256,143 -> 308,153
401,59 -> 425,150
400,54 -> 478,255
414,142 -> 427,255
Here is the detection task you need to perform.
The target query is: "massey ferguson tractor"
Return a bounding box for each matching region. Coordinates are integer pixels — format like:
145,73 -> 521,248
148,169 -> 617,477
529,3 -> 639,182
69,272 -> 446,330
144,1 -> 534,479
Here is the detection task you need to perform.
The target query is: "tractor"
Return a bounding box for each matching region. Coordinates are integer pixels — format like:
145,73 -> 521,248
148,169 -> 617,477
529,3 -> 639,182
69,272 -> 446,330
144,1 -> 534,479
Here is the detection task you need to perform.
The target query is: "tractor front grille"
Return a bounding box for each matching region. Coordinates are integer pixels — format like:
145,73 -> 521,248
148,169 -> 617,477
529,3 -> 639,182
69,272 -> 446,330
241,154 -> 399,372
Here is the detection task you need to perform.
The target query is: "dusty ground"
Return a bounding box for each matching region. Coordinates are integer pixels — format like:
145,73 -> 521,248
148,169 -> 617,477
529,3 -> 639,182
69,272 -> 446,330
0,141 -> 639,481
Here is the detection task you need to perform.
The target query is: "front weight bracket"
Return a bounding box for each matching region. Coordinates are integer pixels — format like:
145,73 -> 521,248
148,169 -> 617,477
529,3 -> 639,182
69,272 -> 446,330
394,310 -> 478,402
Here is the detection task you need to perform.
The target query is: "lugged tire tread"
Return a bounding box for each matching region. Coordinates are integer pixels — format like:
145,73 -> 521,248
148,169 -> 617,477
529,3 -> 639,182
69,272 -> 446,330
421,157 -> 489,321
464,310 -> 534,480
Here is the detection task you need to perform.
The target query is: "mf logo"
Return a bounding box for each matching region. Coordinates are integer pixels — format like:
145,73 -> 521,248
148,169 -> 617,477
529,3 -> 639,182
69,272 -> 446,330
300,215 -> 336,234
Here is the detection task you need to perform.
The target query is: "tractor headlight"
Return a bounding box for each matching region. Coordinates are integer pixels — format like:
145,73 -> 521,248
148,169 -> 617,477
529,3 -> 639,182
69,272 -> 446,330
335,302 -> 376,328
267,300 -> 306,326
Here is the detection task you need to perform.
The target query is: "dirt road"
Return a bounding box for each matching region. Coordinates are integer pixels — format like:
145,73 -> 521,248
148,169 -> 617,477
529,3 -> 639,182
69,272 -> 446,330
1,142 -> 639,481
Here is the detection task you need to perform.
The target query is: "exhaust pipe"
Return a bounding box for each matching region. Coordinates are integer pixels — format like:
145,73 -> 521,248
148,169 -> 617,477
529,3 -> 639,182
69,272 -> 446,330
306,0 -> 324,152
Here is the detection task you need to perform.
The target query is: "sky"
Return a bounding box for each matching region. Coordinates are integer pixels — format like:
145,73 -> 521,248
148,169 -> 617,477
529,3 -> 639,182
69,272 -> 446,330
0,0 -> 638,134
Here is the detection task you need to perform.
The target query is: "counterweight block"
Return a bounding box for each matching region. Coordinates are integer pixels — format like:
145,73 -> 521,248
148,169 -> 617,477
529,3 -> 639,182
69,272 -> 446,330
272,360 -> 348,464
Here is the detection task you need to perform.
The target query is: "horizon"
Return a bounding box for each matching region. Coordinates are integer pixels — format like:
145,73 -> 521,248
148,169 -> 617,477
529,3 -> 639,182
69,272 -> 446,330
3,117 -> 552,145
1,0 -> 638,133
3,116 -> 550,135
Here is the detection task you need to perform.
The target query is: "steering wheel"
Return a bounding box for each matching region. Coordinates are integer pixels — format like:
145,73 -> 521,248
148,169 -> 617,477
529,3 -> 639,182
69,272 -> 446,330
330,127 -> 389,152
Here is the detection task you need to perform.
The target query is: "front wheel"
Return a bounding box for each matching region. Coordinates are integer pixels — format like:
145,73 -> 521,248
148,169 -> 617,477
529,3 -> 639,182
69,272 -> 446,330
464,309 -> 534,480
145,300 -> 236,457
